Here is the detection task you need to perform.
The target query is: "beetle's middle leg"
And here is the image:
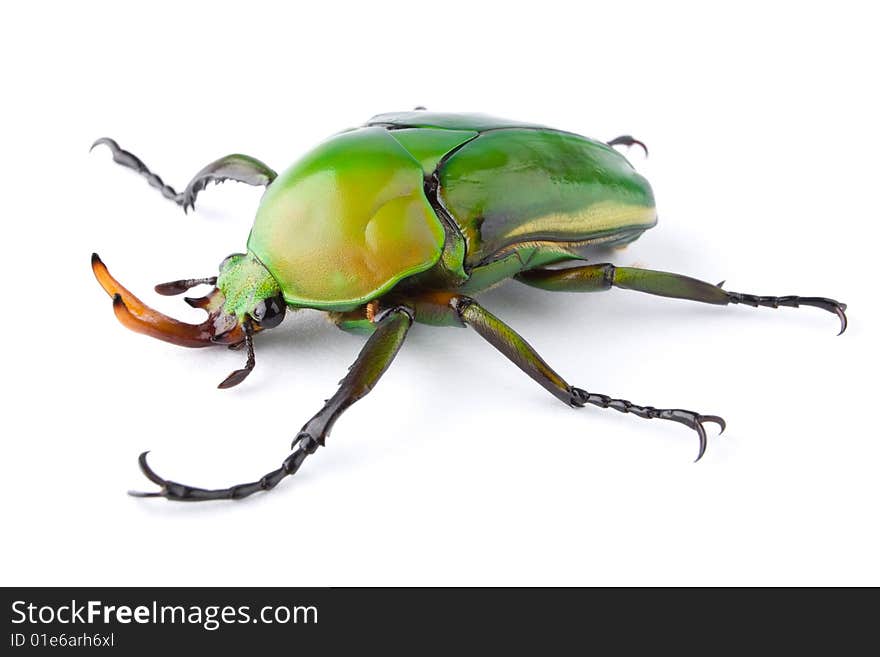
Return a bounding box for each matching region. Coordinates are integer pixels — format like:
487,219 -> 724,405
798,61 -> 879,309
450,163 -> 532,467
90,138 -> 277,213
397,292 -> 723,461
131,305 -> 413,501
516,264 -> 848,335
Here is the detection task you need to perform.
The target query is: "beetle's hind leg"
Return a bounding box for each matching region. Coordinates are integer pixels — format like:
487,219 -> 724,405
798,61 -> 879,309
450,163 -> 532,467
516,264 -> 848,335
90,138 -> 277,213
607,135 -> 648,157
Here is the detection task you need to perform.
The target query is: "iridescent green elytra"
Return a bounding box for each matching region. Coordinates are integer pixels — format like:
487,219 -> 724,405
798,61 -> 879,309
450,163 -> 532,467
90,111 -> 846,501
245,111 -> 656,312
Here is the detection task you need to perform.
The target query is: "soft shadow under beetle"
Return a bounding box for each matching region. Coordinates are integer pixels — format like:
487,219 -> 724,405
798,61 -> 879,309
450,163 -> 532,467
91,110 -> 847,501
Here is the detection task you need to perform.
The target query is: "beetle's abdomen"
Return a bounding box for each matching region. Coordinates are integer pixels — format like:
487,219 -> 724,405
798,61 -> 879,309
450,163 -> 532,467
437,128 -> 657,266
247,128 -> 445,309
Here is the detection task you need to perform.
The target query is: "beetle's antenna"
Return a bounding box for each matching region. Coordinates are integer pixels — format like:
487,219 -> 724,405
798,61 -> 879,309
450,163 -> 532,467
155,277 -> 218,296
218,320 -> 256,389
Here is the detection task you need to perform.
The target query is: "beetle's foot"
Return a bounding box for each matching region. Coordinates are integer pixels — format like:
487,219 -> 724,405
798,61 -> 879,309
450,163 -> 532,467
725,292 -> 848,335
127,451 -> 284,502
129,438 -> 318,501
569,388 -> 725,461
91,138 -> 184,205
607,135 -> 649,157
655,410 -> 726,462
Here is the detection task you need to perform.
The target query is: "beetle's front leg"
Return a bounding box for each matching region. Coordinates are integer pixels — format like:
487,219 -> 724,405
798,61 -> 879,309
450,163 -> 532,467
516,264 -> 848,334
131,306 -> 413,501
91,138 -> 277,213
295,306 -> 413,448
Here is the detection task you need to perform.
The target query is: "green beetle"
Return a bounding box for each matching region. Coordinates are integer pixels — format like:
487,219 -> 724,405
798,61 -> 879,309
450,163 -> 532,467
91,110 -> 847,501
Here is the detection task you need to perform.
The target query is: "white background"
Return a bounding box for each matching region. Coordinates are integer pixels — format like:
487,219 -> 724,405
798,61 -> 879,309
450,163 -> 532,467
2,1 -> 877,586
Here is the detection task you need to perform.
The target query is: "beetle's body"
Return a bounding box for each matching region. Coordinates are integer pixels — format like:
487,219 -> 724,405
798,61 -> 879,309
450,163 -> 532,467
90,110 -> 847,502
249,112 -> 657,314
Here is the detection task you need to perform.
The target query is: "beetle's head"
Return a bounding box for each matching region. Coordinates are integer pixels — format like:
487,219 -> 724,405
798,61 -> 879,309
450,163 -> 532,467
213,252 -> 287,332
92,251 -> 288,387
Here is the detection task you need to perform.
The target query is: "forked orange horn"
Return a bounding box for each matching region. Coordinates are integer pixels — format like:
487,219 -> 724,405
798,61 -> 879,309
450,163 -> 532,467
92,253 -> 220,348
